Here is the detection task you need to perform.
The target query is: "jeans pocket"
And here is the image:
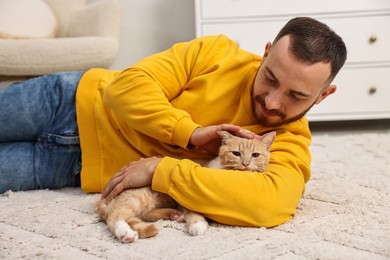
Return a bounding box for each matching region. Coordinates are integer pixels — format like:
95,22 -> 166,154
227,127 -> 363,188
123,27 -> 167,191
43,132 -> 80,145
35,132 -> 82,188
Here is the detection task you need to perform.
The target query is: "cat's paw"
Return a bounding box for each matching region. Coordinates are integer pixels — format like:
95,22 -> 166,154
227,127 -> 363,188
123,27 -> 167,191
187,221 -> 208,236
175,213 -> 186,223
115,220 -> 139,243
169,210 -> 183,221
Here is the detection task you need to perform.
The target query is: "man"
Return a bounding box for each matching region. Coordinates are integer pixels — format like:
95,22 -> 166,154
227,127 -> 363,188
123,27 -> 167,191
0,17 -> 347,227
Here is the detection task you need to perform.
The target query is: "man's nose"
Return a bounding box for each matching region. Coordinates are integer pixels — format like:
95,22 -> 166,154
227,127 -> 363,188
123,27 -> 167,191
265,90 -> 282,110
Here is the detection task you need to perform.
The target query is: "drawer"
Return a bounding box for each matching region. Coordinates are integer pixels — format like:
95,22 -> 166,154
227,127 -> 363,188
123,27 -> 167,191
198,0 -> 390,19
321,15 -> 390,64
307,65 -> 390,121
200,15 -> 390,63
200,19 -> 283,54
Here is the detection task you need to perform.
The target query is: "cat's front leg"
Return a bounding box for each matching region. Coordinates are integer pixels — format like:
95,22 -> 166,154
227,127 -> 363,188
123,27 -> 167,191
185,213 -> 209,236
177,205 -> 208,236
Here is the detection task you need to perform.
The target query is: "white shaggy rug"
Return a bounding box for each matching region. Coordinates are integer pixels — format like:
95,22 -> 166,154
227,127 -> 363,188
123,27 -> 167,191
1,128 -> 389,259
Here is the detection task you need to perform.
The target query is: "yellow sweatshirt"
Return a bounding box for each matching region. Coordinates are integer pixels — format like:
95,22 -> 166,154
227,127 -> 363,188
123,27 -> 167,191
76,35 -> 312,227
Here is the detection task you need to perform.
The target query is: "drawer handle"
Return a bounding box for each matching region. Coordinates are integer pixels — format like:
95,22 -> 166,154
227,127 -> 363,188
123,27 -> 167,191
368,87 -> 377,95
369,35 -> 377,44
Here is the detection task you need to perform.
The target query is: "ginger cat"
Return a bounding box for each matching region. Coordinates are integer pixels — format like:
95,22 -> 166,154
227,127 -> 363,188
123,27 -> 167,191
97,130 -> 276,243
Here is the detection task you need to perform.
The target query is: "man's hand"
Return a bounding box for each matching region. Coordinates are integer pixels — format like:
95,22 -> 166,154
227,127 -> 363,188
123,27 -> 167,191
101,157 -> 162,201
101,125 -> 258,200
189,124 -> 260,155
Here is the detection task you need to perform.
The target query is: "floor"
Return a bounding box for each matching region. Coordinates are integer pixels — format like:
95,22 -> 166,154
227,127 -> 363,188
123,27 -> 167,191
310,119 -> 390,135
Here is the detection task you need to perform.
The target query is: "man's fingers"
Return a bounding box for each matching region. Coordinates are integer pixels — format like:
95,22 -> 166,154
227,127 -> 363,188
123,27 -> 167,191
101,158 -> 159,200
219,124 -> 241,133
217,124 -> 260,139
237,128 -> 260,139
105,183 -> 125,202
101,171 -> 125,199
101,162 -> 135,198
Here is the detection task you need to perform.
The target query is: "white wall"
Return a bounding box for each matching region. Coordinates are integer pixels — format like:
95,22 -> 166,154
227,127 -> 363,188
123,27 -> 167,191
110,0 -> 196,70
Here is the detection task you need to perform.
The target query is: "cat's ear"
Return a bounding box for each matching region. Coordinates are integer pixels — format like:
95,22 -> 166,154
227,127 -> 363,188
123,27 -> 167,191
260,131 -> 276,150
218,131 -> 234,145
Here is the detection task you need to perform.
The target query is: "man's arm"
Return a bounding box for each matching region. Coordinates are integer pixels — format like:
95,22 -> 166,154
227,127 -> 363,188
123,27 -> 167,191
102,124 -> 262,200
152,127 -> 311,227
103,124 -> 312,228
103,35 -> 235,149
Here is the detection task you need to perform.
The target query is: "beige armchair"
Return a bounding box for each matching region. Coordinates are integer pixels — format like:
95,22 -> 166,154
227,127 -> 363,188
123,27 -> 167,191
0,0 -> 121,81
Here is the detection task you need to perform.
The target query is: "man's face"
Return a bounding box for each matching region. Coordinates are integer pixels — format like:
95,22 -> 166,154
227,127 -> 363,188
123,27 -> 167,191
251,36 -> 336,127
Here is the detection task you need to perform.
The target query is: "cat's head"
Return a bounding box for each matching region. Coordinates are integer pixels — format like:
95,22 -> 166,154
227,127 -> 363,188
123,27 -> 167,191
217,131 -> 276,172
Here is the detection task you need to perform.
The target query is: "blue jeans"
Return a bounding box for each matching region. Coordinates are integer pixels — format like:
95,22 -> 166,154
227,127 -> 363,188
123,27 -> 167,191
0,72 -> 84,193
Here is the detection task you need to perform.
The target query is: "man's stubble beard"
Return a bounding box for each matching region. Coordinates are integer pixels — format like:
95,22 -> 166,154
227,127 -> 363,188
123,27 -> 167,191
250,84 -> 315,127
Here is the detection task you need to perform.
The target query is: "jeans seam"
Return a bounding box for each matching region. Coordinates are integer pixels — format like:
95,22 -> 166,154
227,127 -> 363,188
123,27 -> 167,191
39,133 -> 80,145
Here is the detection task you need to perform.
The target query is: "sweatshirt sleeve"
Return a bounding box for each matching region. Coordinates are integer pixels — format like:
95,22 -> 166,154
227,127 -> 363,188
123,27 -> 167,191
152,121 -> 312,227
103,35 -> 233,148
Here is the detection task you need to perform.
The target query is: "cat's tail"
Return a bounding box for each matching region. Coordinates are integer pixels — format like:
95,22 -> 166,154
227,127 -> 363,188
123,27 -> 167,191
96,199 -> 109,221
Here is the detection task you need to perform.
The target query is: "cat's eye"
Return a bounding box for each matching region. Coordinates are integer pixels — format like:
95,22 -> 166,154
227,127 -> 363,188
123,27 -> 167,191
252,153 -> 260,158
232,151 -> 241,157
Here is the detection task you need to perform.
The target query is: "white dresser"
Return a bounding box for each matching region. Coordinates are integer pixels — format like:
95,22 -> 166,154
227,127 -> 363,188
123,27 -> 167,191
195,0 -> 390,122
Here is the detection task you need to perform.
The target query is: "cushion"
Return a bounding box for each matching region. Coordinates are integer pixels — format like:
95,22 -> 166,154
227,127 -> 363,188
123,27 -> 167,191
0,0 -> 58,39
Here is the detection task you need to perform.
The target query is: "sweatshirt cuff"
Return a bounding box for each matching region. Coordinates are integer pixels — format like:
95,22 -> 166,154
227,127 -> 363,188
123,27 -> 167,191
151,157 -> 180,194
171,116 -> 200,149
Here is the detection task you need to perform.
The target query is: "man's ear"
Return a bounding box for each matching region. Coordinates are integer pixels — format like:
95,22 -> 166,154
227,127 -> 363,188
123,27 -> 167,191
315,85 -> 337,104
262,42 -> 272,58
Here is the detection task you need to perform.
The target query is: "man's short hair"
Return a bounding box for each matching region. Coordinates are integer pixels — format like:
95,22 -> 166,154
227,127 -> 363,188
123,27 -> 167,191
273,17 -> 347,82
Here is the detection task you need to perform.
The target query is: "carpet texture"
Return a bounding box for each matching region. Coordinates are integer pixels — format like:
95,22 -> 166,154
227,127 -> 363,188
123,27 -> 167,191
1,129 -> 389,259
